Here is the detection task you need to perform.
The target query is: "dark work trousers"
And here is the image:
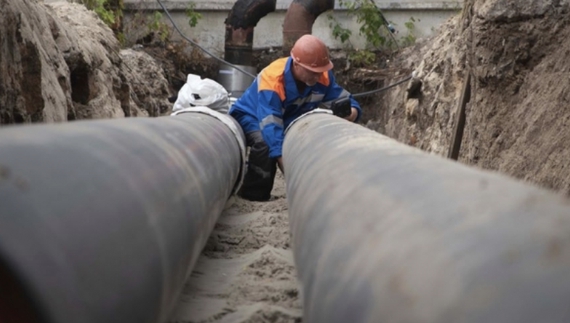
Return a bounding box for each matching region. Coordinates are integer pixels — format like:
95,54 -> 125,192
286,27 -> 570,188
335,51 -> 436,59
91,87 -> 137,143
229,110 -> 278,201
238,130 -> 278,201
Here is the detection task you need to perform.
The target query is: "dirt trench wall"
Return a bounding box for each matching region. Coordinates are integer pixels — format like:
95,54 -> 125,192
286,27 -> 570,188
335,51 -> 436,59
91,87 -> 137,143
0,0 -> 171,124
0,0 -> 71,123
371,0 -> 570,195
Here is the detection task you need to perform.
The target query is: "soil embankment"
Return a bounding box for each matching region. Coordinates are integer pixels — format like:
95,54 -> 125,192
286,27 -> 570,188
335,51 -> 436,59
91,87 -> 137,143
367,0 -> 570,195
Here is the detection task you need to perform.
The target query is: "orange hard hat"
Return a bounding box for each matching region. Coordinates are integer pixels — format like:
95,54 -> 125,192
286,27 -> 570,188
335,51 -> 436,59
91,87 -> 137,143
290,34 -> 334,73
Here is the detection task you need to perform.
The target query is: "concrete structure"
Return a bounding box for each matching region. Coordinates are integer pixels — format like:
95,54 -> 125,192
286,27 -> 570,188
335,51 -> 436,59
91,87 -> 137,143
123,0 -> 462,57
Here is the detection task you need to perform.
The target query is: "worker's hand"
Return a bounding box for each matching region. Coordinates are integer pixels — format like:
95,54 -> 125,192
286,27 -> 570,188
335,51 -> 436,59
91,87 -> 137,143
277,157 -> 284,174
344,107 -> 358,122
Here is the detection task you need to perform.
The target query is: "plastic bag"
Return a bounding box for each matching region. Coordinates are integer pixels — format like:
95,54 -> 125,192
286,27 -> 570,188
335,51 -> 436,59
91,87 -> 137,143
172,74 -> 230,114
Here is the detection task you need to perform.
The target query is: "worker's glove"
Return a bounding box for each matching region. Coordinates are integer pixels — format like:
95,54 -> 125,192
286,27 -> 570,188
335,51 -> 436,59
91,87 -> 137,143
330,97 -> 352,118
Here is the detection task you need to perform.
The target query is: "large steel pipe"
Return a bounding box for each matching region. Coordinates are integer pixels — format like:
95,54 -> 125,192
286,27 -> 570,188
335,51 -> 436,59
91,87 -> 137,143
224,0 -> 276,65
0,112 -> 244,323
283,113 -> 570,323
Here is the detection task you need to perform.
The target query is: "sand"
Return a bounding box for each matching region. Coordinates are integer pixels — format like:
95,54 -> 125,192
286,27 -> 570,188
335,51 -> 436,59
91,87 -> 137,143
168,172 -> 302,323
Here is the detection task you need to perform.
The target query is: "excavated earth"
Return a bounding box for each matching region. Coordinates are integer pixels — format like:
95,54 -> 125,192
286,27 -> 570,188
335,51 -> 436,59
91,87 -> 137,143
1,0 -> 570,323
0,0 -> 171,123
168,173 -> 302,323
367,0 -> 570,196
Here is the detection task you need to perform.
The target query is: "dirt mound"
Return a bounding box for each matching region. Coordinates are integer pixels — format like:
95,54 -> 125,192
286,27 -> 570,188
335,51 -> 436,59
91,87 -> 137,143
366,0 -> 570,195
0,0 -> 171,124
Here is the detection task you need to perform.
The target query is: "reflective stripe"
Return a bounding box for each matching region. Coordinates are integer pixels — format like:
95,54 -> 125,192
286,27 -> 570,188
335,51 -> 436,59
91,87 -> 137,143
292,96 -> 311,106
338,89 -> 350,99
320,101 -> 333,109
291,93 -> 325,106
310,93 -> 325,102
260,115 -> 284,130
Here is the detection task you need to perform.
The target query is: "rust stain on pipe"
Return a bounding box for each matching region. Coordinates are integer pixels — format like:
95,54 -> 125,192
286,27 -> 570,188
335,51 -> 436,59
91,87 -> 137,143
224,0 -> 276,65
224,25 -> 255,64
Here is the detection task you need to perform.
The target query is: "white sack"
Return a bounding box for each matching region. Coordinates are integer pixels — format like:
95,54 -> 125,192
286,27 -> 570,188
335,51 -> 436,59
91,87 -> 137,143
172,74 -> 230,114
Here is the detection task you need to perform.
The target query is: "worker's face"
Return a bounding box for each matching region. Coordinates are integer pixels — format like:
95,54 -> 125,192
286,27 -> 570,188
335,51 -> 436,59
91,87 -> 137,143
294,62 -> 322,86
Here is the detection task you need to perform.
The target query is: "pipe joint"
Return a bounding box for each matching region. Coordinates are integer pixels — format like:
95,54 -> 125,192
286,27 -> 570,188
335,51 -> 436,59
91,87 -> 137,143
172,107 -> 247,195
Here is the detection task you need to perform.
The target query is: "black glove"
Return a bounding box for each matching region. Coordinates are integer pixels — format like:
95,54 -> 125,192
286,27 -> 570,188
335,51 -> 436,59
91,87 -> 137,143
330,97 -> 352,118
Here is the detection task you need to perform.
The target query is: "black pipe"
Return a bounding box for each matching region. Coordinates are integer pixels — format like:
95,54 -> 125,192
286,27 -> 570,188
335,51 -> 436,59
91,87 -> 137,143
224,0 -> 276,65
284,113 -> 570,323
0,112 -> 244,323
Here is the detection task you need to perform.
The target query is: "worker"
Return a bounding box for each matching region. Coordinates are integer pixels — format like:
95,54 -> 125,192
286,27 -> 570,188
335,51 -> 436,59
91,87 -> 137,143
229,34 -> 361,201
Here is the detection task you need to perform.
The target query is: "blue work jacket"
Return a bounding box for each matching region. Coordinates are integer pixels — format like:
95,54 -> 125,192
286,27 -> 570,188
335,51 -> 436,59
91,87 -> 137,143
229,57 -> 361,158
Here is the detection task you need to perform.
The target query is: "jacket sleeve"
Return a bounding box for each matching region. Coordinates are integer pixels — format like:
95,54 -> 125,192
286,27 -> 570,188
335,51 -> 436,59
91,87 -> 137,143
257,89 -> 285,158
322,71 -> 362,122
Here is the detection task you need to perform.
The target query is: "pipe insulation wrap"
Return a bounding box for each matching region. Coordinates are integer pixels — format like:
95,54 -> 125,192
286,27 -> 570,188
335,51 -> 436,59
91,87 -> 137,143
171,107 -> 247,194
283,113 -> 570,323
0,112 -> 244,323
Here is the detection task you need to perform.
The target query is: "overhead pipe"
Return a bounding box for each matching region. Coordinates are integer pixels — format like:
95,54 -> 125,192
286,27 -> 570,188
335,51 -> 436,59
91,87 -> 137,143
283,112 -> 570,323
223,0 -> 276,65
0,111 -> 245,323
219,0 -> 275,97
282,0 -> 334,55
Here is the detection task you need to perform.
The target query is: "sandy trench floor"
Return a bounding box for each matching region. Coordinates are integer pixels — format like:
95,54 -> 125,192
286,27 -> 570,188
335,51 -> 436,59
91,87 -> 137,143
167,172 -> 302,323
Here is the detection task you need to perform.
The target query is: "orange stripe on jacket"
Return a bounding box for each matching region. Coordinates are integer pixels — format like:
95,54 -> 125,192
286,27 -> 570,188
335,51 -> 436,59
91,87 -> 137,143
258,58 -> 288,101
318,71 -> 330,87
258,57 -> 332,99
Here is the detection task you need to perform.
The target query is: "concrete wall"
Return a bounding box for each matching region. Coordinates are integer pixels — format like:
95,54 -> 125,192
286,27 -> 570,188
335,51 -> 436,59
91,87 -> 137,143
119,0 -> 462,56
